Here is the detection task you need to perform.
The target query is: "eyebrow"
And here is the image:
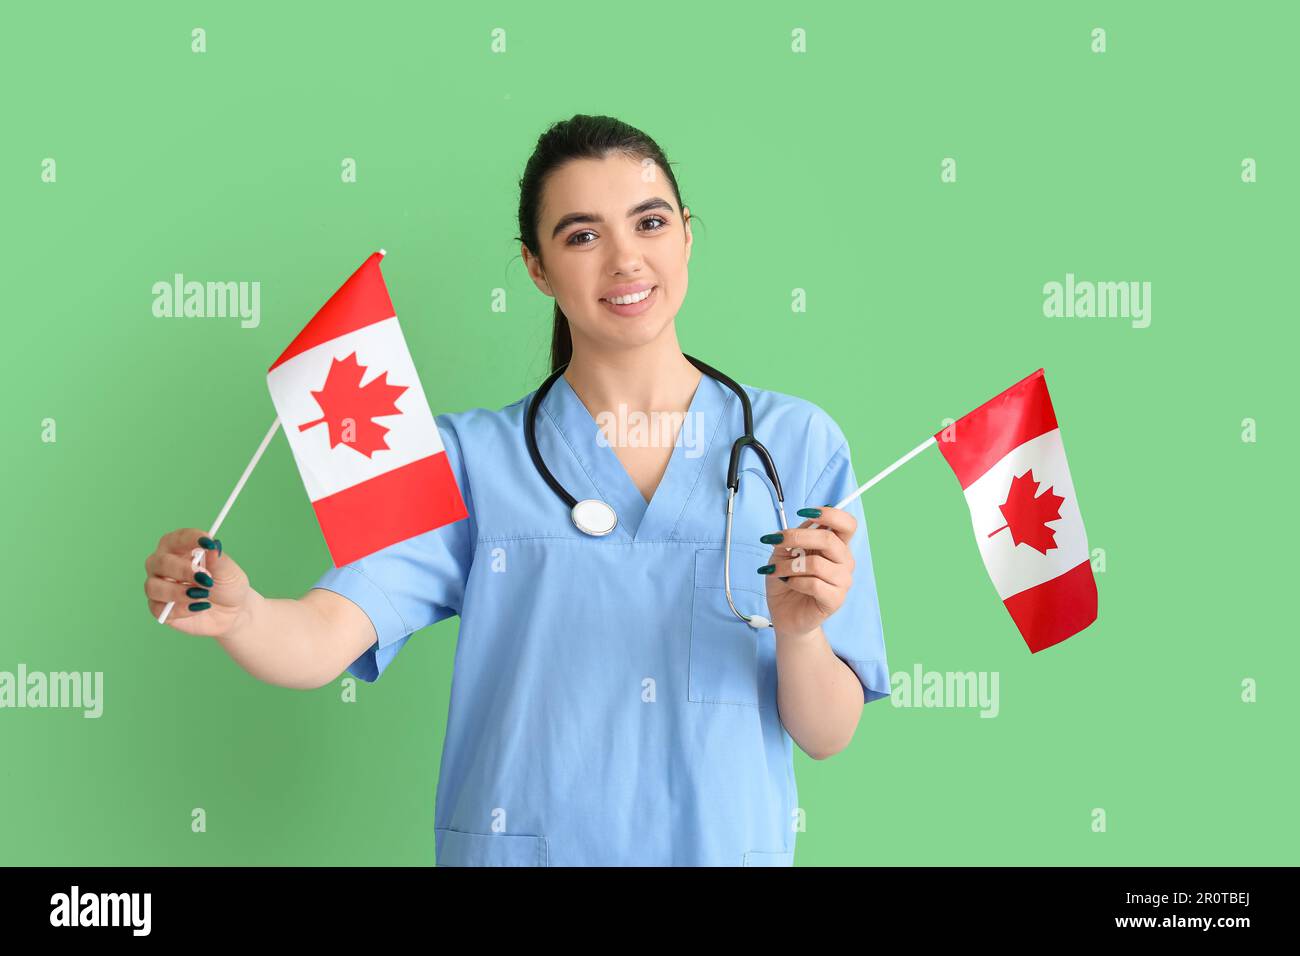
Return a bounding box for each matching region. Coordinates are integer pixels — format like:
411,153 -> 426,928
550,197 -> 676,240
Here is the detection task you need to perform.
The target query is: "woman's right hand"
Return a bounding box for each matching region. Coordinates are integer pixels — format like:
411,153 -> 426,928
145,529 -> 251,638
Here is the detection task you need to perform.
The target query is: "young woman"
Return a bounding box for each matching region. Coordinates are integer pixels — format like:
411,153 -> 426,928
145,114 -> 891,866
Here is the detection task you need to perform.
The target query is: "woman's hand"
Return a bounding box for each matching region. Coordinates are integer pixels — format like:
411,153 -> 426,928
758,505 -> 856,640
144,529 -> 251,638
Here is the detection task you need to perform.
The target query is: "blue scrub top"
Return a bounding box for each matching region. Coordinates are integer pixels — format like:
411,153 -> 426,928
311,371 -> 890,866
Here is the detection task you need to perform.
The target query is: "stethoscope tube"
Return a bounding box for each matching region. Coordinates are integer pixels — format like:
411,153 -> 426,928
526,354 -> 789,628
524,364 -> 579,509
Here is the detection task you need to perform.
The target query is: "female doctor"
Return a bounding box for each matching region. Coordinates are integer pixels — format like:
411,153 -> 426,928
144,114 -> 891,867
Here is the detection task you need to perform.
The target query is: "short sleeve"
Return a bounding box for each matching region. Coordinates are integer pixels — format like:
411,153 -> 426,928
310,414 -> 475,683
802,437 -> 891,704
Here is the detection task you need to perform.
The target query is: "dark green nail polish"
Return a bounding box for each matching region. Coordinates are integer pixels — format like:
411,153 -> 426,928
186,587 -> 210,599
215,538 -> 222,557
759,532 -> 783,544
194,571 -> 214,587
188,601 -> 211,611
757,564 -> 775,574
797,507 -> 822,518
199,536 -> 216,550
779,575 -> 790,583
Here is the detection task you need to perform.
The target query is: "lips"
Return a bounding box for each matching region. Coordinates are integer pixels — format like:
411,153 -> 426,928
598,284 -> 659,316
599,282 -> 656,302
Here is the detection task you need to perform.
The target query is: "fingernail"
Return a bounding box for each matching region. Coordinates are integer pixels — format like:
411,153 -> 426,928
194,571 -> 214,587
757,564 -> 775,574
199,536 -> 216,550
186,587 -> 210,599
759,532 -> 783,544
779,575 -> 789,583
188,601 -> 211,612
215,538 -> 222,557
797,508 -> 822,518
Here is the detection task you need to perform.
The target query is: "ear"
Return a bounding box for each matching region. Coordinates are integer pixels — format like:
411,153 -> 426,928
522,241 -> 555,296
683,205 -> 693,262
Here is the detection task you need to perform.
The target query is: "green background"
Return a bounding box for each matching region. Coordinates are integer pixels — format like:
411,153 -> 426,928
1,1 -> 1294,865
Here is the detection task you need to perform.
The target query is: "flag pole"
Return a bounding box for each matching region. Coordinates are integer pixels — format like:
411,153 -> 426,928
157,416 -> 282,625
831,435 -> 937,512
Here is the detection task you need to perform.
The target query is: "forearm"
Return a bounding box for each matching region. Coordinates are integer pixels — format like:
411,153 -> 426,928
774,624 -> 865,759
215,589 -> 339,691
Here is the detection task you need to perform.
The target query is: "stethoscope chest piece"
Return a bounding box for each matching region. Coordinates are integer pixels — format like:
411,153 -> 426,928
528,356 -> 785,628
571,498 -> 618,537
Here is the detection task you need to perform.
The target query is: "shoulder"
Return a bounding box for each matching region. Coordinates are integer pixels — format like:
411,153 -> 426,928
433,390 -> 534,451
733,381 -> 853,499
738,381 -> 849,459
414,393 -> 531,504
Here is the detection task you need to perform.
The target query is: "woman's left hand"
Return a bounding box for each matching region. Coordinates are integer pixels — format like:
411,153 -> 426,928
759,505 -> 856,640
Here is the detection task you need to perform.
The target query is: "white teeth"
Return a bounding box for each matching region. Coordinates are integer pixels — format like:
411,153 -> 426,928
606,287 -> 653,305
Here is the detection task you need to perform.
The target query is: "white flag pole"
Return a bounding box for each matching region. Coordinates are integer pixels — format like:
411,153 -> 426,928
831,435 -> 937,512
157,416 -> 282,625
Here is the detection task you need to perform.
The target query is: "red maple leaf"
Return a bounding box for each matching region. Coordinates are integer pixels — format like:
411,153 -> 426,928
297,351 -> 408,458
987,468 -> 1065,555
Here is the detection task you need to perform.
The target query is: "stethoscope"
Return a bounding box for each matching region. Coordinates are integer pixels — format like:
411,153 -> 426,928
525,354 -> 789,629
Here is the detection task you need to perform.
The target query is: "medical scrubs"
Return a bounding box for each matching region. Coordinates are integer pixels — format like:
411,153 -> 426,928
311,372 -> 891,866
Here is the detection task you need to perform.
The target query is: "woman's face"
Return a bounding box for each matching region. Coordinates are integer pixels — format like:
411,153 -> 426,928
525,152 -> 692,356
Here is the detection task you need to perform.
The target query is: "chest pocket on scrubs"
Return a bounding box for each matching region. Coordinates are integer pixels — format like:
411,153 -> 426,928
689,542 -> 772,707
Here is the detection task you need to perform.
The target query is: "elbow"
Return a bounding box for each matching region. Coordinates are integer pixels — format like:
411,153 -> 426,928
301,664 -> 352,691
255,657 -> 344,691
809,739 -> 850,761
264,670 -> 336,692
805,730 -> 855,761
812,712 -> 864,760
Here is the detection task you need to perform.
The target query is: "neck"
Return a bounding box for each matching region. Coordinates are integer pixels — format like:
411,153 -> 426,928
563,331 -> 702,414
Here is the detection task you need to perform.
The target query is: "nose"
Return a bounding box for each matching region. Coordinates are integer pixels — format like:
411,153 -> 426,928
605,231 -> 644,275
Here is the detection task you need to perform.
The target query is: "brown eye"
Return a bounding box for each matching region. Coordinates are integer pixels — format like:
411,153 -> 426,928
567,216 -> 669,246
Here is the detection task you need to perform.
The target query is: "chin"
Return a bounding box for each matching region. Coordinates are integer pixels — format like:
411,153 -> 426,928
619,316 -> 677,347
577,310 -> 673,346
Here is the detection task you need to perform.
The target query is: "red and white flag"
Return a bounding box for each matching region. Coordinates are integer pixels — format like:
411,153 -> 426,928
934,369 -> 1097,652
266,251 -> 467,567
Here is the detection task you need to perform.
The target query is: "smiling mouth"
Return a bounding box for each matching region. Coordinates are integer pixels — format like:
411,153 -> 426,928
600,285 -> 657,305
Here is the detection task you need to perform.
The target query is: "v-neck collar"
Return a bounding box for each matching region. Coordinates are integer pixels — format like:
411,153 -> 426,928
540,369 -> 731,542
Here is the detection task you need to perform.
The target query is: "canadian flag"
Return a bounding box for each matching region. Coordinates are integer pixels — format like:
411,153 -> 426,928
266,251 -> 467,567
934,369 -> 1097,652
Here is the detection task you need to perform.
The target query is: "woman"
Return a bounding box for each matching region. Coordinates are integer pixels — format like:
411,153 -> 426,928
144,114 -> 891,866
